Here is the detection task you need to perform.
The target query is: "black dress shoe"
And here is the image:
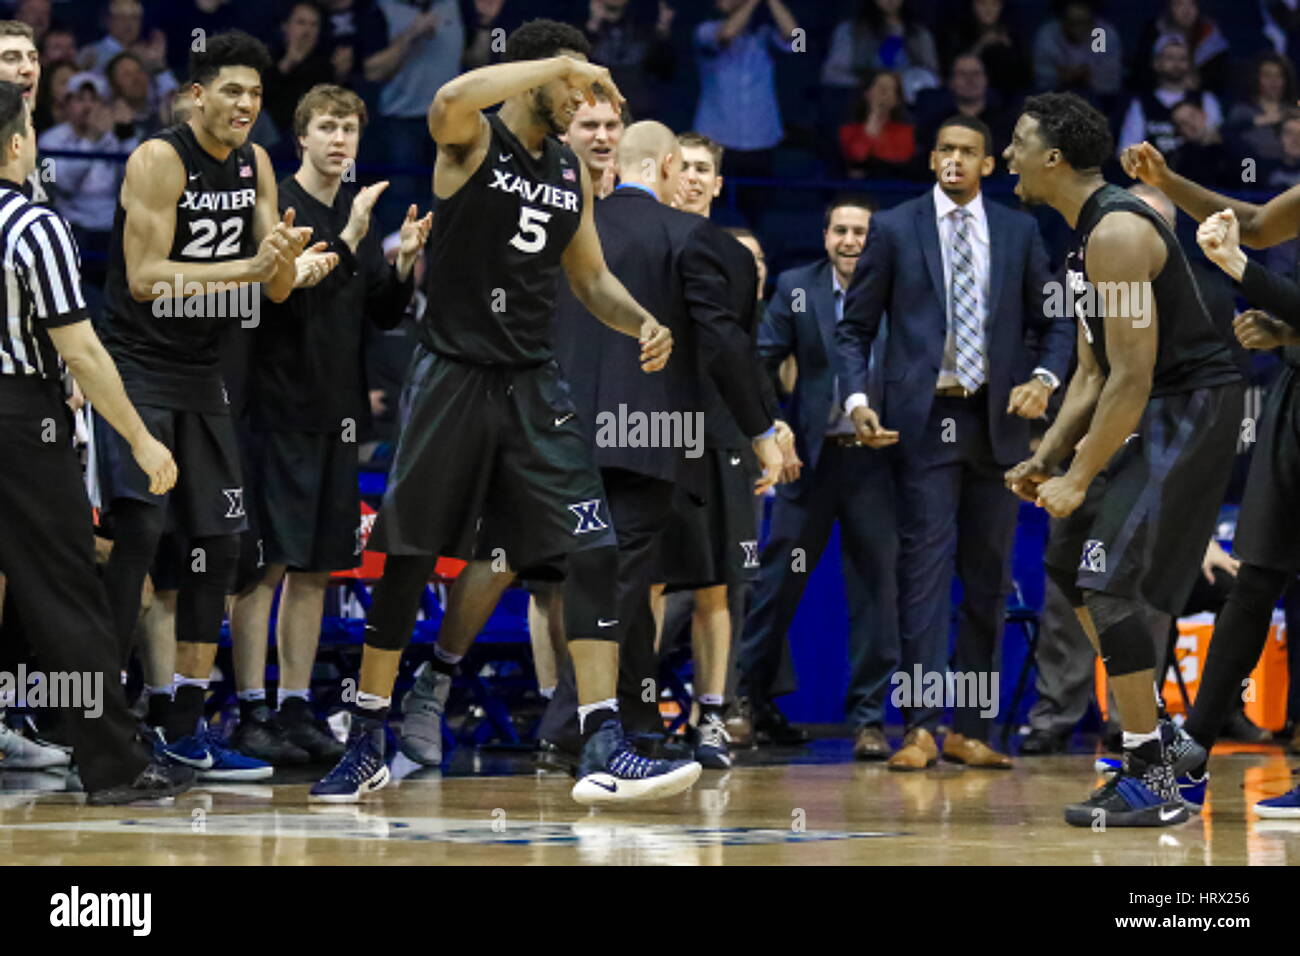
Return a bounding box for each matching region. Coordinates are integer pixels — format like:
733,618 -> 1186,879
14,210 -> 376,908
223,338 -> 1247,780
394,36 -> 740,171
753,704 -> 809,746
535,738 -> 579,776
1220,708 -> 1272,743
1019,728 -> 1066,755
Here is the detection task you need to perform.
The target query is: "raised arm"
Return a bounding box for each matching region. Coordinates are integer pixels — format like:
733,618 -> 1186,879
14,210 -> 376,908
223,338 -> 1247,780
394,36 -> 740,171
1123,140 -> 1300,249
120,139 -> 290,301
560,162 -> 671,372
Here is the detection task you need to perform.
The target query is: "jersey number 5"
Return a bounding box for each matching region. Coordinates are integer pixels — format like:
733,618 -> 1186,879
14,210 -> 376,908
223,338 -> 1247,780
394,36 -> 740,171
509,206 -> 551,254
181,217 -> 245,259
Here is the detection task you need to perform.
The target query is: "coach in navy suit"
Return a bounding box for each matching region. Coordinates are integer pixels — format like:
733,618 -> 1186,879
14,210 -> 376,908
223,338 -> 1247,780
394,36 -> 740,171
837,116 -> 1073,769
736,195 -> 899,757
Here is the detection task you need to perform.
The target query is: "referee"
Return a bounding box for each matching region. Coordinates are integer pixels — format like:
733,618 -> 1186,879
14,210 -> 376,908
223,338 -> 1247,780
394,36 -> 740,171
0,81 -> 191,804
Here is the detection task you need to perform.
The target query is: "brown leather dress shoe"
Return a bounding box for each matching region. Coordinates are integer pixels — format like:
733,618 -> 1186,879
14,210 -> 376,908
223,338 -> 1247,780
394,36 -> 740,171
942,732 -> 1013,769
725,700 -> 753,748
886,727 -> 938,771
853,725 -> 890,760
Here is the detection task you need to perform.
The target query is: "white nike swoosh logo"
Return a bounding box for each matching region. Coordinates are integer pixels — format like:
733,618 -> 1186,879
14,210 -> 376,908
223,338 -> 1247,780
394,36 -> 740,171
169,750 -> 214,770
189,172 -> 201,181
597,619 -> 618,628
554,413 -> 573,427
1159,806 -> 1183,822
498,153 -> 511,162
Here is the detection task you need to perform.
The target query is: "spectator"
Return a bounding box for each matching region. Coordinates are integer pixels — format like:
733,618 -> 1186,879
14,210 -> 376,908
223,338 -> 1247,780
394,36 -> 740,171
1168,98 -> 1234,188
560,83 -> 627,199
939,0 -> 1030,99
104,51 -> 162,141
1032,0 -> 1122,102
364,0 -> 465,171
82,1 -> 177,125
1261,110 -> 1300,189
463,0 -> 517,71
839,69 -> 916,178
582,0 -> 676,120
12,0 -> 48,47
914,52 -> 1013,170
32,56 -> 72,132
822,0 -> 940,103
1225,52 -> 1295,165
266,2 -> 333,139
37,71 -> 136,282
1117,34 -> 1222,156
693,0 -> 800,180
157,0 -> 239,78
38,22 -> 73,66
1134,0 -> 1230,95
318,0 -> 381,86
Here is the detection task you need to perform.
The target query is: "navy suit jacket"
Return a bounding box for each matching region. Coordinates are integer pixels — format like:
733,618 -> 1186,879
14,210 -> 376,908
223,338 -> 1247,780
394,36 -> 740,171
836,190 -> 1073,465
759,258 -> 886,499
554,187 -> 774,494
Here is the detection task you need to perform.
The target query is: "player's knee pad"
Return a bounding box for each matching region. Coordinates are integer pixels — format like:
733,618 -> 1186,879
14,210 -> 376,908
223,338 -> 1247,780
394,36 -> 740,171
1045,562 -> 1084,608
365,554 -> 439,651
564,545 -> 619,642
1083,590 -> 1154,677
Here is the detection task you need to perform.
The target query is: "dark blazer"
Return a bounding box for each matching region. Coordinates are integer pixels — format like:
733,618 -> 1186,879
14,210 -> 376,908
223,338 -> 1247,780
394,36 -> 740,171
702,228 -> 781,448
836,189 -> 1073,465
554,186 -> 773,491
759,258 -> 885,498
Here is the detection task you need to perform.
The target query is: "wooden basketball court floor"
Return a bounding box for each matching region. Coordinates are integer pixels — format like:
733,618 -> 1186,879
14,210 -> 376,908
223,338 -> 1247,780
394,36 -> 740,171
1,740 -> 1296,865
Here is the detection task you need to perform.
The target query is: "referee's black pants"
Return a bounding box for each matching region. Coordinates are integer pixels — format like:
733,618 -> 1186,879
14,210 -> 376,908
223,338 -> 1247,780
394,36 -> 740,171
540,467 -> 676,745
0,378 -> 150,792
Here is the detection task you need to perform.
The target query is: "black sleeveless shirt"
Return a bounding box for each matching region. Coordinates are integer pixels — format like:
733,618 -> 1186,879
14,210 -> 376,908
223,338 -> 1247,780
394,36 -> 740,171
101,123 -> 259,413
1065,183 -> 1241,397
420,112 -> 583,365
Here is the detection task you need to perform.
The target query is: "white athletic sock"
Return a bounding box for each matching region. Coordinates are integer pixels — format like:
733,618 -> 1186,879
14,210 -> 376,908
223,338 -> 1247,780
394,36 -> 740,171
278,688 -> 310,708
539,685 -> 555,700
237,688 -> 266,702
1122,728 -> 1161,750
174,674 -> 209,691
433,644 -> 463,666
356,691 -> 390,712
145,683 -> 174,699
577,698 -> 618,734
698,694 -> 725,708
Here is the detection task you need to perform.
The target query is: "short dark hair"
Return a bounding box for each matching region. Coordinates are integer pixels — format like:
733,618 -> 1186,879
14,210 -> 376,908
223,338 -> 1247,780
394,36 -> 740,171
0,80 -> 27,147
105,49 -> 142,87
189,29 -> 271,87
505,19 -> 590,62
935,114 -> 992,156
677,131 -> 723,170
824,192 -> 875,229
1022,91 -> 1113,171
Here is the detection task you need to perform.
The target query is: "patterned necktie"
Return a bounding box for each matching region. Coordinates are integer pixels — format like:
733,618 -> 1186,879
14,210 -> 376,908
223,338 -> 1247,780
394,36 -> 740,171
950,207 -> 984,392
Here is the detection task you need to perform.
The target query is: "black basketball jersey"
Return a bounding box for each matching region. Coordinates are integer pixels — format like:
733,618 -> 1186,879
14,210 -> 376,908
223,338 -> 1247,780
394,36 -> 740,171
1065,184 -> 1241,396
421,112 -> 583,365
101,123 -> 260,413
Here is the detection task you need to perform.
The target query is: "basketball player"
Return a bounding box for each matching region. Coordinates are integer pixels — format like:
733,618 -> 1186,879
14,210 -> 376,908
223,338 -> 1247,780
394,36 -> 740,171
96,31 -> 327,780
1114,148 -> 1300,819
227,84 -> 428,767
311,20 -> 694,806
521,80 -> 628,716
1002,93 -> 1243,827
561,83 -> 625,199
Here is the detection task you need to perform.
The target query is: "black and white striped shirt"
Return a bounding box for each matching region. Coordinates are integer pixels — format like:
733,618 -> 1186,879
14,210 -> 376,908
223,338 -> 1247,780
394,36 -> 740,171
0,178 -> 87,380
